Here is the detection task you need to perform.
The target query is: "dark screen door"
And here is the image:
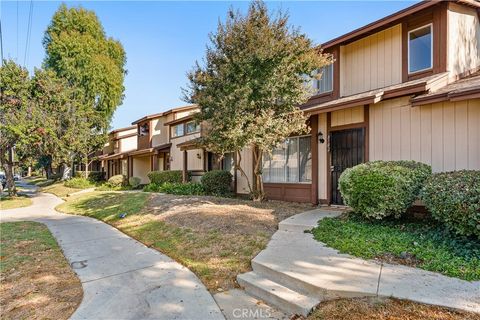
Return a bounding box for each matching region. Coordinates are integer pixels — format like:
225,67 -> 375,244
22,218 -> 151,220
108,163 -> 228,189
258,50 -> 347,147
330,128 -> 365,205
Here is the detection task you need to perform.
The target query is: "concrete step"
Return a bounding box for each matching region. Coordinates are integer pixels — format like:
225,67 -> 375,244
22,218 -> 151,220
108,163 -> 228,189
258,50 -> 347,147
278,209 -> 341,233
237,272 -> 319,317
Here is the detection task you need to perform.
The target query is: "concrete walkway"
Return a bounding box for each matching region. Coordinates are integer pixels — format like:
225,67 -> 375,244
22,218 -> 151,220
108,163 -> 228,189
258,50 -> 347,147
238,209 -> 480,316
1,186 -> 224,320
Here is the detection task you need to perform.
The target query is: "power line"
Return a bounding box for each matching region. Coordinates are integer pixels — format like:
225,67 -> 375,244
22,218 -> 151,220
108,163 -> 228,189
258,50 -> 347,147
23,0 -> 33,67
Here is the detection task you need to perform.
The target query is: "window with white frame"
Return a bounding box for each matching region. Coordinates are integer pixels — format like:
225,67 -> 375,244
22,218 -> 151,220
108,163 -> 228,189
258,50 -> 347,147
262,136 -> 312,183
314,64 -> 333,94
408,24 -> 433,74
172,124 -> 184,137
185,121 -> 200,134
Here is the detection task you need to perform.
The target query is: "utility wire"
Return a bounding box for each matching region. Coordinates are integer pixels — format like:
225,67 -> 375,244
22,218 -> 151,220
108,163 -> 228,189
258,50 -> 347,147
23,0 -> 33,67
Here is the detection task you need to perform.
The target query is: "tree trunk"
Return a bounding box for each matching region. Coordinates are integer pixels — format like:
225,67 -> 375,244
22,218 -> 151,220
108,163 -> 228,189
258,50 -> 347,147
27,166 -> 32,177
85,155 -> 89,179
46,162 -> 53,180
61,163 -> 71,180
252,145 -> 265,201
4,162 -> 17,196
234,150 -> 253,195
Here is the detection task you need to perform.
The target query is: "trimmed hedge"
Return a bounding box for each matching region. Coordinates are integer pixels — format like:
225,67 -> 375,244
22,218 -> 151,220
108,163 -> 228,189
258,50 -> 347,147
339,161 -> 431,219
422,170 -> 480,238
75,171 -> 105,182
129,176 -> 142,189
108,174 -> 127,187
147,170 -> 189,185
201,170 -> 232,196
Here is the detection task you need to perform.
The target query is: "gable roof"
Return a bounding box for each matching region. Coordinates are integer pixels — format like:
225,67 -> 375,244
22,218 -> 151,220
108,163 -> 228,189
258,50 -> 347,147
131,104 -> 198,125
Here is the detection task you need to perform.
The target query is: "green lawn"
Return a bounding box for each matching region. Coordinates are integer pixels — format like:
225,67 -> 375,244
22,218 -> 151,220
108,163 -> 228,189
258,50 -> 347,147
312,213 -> 480,281
0,195 -> 33,210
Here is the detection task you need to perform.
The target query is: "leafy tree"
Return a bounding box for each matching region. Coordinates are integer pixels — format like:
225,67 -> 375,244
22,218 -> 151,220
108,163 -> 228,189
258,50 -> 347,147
0,60 -> 38,195
30,68 -> 92,179
184,1 -> 331,200
43,4 -> 126,175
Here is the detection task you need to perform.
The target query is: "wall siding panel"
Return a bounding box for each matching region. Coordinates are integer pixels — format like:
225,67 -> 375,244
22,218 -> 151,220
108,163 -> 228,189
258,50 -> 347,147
340,24 -> 402,97
370,97 -> 480,172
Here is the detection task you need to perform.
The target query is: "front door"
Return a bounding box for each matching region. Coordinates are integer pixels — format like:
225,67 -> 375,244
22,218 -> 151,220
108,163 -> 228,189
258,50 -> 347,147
330,128 -> 365,205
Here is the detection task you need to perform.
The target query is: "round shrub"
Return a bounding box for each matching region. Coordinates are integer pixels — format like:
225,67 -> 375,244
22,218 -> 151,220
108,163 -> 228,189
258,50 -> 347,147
75,171 -> 105,182
108,174 -> 127,187
129,176 -> 142,189
201,170 -> 232,196
147,170 -> 189,185
422,170 -> 480,238
160,182 -> 204,195
339,161 -> 431,219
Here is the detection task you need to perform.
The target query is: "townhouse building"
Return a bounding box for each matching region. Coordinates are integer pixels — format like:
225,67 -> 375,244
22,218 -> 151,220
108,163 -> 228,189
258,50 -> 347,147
102,0 -> 480,205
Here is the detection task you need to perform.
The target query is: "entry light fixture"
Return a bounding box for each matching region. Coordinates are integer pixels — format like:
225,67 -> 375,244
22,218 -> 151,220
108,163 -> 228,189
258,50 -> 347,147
318,131 -> 325,144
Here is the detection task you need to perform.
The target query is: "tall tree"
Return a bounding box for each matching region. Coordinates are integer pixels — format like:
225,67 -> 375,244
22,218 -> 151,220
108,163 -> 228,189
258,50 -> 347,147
185,1 -> 331,200
0,60 -> 38,195
43,4 -> 126,174
30,68 -> 92,179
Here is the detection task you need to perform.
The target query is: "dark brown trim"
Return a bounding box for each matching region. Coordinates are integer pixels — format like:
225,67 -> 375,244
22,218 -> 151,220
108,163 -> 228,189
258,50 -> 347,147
182,150 -> 188,183
132,104 -> 198,125
322,1 -> 441,49
328,122 -> 366,132
109,125 -> 136,135
113,132 -> 137,140
411,86 -> 480,106
170,131 -> 201,140
326,112 -> 332,205
164,114 -> 195,126
402,3 -> 448,82
310,115 -> 319,205
364,105 -> 370,162
302,47 -> 340,108
264,183 -> 313,203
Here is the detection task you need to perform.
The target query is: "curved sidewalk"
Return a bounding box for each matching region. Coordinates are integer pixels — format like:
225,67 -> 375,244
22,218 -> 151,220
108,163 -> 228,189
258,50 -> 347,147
238,209 -> 480,316
1,190 -> 224,320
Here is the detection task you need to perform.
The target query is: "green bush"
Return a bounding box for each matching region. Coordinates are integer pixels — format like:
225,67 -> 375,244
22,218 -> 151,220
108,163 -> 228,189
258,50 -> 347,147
339,161 -> 431,219
422,170 -> 480,238
75,171 -> 105,182
147,170 -> 189,185
129,176 -> 142,189
201,170 -> 232,196
160,182 -> 204,195
107,174 -> 127,187
143,183 -> 162,192
64,177 -> 94,189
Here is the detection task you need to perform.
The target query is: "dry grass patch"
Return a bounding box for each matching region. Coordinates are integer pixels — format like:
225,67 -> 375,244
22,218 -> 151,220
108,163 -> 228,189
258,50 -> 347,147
40,181 -> 82,198
0,222 -> 82,319
0,195 -> 33,210
57,192 -> 312,291
307,297 -> 480,320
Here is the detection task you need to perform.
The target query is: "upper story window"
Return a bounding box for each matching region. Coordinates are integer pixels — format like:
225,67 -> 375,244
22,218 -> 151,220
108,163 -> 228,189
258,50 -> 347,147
185,121 -> 200,134
408,24 -> 432,74
139,123 -> 149,137
314,64 -> 333,94
172,124 -> 184,138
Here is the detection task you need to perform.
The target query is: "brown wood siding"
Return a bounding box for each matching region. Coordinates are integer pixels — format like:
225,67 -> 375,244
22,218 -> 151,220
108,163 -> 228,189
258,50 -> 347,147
264,183 -> 312,203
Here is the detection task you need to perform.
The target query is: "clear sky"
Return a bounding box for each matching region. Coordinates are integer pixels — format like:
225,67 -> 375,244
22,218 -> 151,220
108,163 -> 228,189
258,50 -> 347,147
1,0 -> 416,130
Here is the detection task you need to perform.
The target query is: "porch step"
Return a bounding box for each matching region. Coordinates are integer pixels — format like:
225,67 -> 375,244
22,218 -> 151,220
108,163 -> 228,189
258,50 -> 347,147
237,272 -> 320,317
278,209 -> 342,232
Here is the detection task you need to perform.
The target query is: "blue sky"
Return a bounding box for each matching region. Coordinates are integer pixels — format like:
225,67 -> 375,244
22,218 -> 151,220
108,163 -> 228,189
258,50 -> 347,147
1,1 -> 416,130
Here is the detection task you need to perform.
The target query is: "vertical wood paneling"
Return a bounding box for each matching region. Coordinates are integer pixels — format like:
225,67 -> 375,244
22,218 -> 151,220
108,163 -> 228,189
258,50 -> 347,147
467,100 -> 480,169
318,113 -> 328,200
382,101 -> 392,160
420,105 -> 432,165
431,103 -> 444,172
443,102 -> 456,171
400,105 -> 411,159
374,104 -> 383,160
410,106 -> 421,161
340,24 -> 402,97
455,101 -> 468,169
331,106 -> 364,127
391,106 -> 401,160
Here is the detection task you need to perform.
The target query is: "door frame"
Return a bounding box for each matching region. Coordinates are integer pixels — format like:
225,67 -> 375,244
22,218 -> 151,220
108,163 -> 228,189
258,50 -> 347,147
326,105 -> 369,205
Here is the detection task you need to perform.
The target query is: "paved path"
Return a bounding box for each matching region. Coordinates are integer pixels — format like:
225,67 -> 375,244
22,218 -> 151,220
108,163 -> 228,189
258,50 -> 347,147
1,185 -> 224,320
238,209 -> 480,316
